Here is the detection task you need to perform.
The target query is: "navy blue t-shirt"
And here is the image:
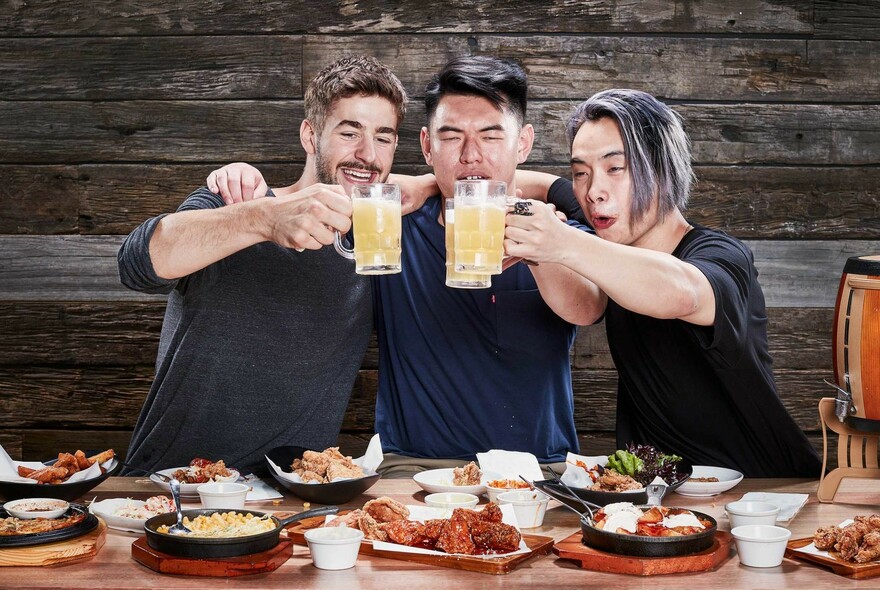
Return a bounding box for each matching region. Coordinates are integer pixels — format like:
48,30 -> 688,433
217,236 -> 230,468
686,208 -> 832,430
371,196 -> 582,462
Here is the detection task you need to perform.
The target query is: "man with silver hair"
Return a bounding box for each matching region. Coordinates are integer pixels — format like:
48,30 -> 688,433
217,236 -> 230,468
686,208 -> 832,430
507,89 -> 821,477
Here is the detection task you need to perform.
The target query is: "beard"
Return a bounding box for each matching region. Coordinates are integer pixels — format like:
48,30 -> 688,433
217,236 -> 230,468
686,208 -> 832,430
314,146 -> 383,186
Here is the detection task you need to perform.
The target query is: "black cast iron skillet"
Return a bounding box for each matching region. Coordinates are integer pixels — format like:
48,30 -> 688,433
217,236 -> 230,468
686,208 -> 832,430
144,506 -> 338,558
579,506 -> 717,558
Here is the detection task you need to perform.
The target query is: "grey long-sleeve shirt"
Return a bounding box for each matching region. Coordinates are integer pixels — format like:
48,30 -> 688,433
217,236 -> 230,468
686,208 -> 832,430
117,188 -> 371,475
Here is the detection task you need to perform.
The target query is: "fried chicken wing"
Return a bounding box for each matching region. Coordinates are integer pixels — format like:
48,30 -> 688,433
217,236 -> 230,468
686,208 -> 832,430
423,518 -> 445,543
435,513 -> 475,555
470,520 -> 521,553
327,462 -> 365,481
384,520 -> 428,546
479,502 -> 503,523
363,497 -> 409,523
855,531 -> 880,563
357,513 -> 388,541
814,525 -> 841,551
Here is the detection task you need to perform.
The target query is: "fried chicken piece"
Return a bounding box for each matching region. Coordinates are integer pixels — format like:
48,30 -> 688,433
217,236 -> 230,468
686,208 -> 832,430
327,462 -> 365,481
201,459 -> 232,479
357,513 -> 388,541
470,520 -> 521,553
291,458 -> 304,472
591,469 -> 643,492
324,447 -> 348,462
325,510 -> 365,528
813,525 -> 841,551
435,512 -> 475,555
855,531 -> 880,563
384,520 -> 428,546
855,514 -> 880,528
363,497 -> 409,523
452,461 -> 481,486
26,466 -> 68,483
74,450 -> 91,471
836,520 -> 873,561
480,502 -> 503,523
449,507 -> 482,528
301,450 -> 331,477
423,518 -> 445,543
300,470 -> 324,483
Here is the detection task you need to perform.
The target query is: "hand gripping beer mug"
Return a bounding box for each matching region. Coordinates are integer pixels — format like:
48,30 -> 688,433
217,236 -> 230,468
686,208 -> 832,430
333,183 -> 402,274
453,180 -> 507,275
445,198 -> 491,289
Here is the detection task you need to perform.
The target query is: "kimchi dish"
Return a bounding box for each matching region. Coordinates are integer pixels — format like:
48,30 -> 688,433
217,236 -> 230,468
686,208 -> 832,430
593,502 -> 711,537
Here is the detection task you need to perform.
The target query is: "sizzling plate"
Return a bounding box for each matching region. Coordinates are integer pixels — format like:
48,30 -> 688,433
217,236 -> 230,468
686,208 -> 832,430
0,503 -> 99,548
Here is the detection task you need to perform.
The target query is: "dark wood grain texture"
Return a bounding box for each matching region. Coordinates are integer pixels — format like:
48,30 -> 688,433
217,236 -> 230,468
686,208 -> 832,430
2,102 -> 879,166
0,36 -> 302,100
0,1 -> 812,36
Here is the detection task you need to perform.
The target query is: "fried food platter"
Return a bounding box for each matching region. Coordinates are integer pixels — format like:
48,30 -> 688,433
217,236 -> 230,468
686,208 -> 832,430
287,512 -> 554,575
786,537 -> 880,579
0,503 -> 99,548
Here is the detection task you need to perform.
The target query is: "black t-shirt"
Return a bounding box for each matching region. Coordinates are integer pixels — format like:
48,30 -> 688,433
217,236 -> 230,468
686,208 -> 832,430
607,224 -> 822,477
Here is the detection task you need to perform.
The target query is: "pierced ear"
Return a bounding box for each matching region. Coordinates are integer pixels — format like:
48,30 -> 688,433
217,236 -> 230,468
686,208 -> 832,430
419,127 -> 433,166
517,123 -> 535,165
300,120 -> 317,155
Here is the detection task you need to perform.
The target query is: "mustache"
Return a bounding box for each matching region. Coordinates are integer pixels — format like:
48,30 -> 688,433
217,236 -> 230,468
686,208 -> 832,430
337,161 -> 382,174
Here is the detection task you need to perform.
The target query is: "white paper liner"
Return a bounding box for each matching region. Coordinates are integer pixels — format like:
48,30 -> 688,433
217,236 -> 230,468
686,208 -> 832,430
476,450 -> 543,482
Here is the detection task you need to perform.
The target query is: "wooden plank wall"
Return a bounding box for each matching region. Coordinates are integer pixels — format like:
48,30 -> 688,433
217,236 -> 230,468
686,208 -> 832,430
2,1 -> 879,470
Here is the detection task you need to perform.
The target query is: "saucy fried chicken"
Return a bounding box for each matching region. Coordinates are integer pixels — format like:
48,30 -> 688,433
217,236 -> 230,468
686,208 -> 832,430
384,520 -> 428,546
470,520 -> 521,553
435,512 -> 476,555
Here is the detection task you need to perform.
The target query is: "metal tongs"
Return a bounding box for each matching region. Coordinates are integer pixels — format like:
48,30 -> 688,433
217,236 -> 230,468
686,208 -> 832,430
519,467 -> 600,522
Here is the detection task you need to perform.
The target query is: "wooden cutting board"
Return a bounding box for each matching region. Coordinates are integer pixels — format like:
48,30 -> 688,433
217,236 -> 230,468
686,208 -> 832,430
287,514 -> 554,575
785,537 -> 880,579
553,530 -> 732,576
0,519 -> 106,567
131,536 -> 293,577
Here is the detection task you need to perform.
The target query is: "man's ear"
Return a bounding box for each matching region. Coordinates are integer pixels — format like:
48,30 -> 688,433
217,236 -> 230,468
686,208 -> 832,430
420,127 -> 433,166
517,123 -> 535,165
300,120 -> 317,155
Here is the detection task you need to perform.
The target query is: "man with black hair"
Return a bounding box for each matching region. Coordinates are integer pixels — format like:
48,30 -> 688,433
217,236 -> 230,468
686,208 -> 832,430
371,56 -> 603,475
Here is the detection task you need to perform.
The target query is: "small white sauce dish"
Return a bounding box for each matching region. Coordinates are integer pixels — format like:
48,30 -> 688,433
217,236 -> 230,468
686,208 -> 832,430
196,482 -> 249,510
725,501 -> 780,529
731,524 -> 792,567
304,526 -> 364,570
497,490 -> 549,529
3,498 -> 70,519
424,492 -> 479,510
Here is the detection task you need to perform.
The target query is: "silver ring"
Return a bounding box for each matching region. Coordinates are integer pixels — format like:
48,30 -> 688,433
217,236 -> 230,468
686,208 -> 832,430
513,201 -> 533,216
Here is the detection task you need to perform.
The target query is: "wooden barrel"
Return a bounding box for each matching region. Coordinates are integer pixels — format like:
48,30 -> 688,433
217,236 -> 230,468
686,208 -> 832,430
833,255 -> 880,431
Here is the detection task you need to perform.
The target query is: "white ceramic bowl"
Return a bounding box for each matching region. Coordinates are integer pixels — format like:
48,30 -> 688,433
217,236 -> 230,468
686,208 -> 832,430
196,482 -> 249,509
674,465 -> 744,497
304,526 -> 364,570
3,498 -> 69,519
725,501 -> 780,529
484,479 -> 533,503
497,490 -> 549,529
412,469 -> 501,495
424,492 -> 479,510
731,524 -> 791,567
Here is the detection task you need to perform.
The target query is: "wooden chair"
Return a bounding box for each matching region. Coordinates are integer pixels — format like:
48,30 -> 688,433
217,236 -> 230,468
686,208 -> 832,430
817,397 -> 880,502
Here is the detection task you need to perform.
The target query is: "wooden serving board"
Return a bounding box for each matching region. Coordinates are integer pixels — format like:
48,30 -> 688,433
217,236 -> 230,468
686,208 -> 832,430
785,537 -> 880,579
553,530 -> 732,576
131,536 -> 293,577
0,519 -> 106,567
287,515 -> 554,575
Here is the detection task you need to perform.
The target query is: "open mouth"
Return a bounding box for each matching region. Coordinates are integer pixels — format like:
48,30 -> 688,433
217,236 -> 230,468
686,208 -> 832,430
591,215 -> 616,230
341,167 -> 378,184
458,175 -> 490,181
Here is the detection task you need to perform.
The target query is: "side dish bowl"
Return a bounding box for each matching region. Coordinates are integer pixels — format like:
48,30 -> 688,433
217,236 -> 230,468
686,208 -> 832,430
0,457 -> 120,502
3,498 -> 69,519
265,446 -> 380,505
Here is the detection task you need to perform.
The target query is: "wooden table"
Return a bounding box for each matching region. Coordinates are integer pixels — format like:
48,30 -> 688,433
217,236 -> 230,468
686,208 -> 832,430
3,476 -> 879,589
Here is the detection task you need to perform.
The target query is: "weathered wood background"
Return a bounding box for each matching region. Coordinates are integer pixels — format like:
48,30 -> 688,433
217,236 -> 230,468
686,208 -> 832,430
1,1 -> 879,470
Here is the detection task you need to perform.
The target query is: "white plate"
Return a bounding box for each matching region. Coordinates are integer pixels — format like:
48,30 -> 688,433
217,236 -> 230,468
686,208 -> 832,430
89,498 -> 156,533
674,465 -> 743,497
412,468 -> 500,495
149,468 -> 241,497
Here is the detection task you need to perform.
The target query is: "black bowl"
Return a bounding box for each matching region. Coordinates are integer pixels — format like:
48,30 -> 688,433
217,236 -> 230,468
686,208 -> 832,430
580,507 -> 717,557
0,458 -> 120,502
534,458 -> 693,508
265,446 -> 380,505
